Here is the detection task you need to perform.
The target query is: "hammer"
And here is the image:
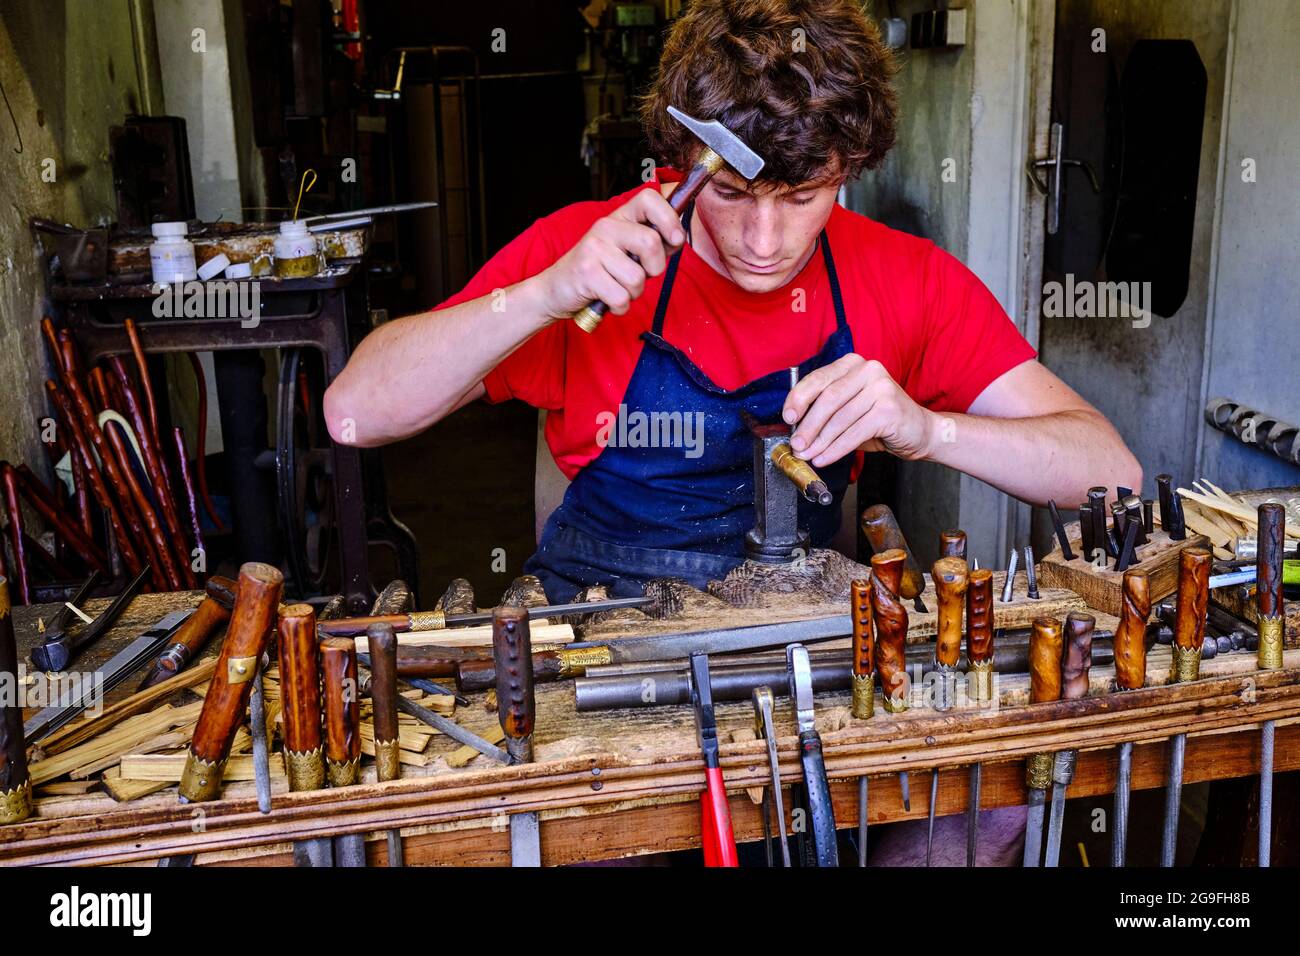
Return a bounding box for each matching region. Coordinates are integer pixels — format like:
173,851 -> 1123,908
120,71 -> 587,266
572,106 -> 766,333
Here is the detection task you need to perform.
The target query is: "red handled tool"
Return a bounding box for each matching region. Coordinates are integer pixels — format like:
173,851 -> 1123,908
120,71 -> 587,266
690,652 -> 739,867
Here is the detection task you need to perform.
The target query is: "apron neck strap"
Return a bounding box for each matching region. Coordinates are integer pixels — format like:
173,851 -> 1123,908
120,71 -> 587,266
650,207 -> 846,338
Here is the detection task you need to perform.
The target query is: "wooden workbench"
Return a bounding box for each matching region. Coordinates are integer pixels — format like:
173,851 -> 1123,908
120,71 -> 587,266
2,563 -> 1297,867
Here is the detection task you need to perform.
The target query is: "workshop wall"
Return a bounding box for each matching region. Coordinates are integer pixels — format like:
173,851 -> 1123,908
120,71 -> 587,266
1037,0 -> 1232,496
0,0 -> 153,473
844,0 -> 973,569
1198,0 -> 1300,491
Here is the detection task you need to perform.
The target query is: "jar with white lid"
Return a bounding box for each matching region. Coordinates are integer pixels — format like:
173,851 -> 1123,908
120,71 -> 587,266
150,221 -> 197,283
273,220 -> 322,278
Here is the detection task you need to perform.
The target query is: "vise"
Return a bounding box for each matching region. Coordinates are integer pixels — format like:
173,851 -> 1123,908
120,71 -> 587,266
742,411 -> 833,564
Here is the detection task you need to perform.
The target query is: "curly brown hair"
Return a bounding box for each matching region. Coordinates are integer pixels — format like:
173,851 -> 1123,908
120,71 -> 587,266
640,0 -> 898,187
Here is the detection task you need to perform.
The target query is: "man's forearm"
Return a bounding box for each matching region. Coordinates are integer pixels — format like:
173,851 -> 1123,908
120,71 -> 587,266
324,276 -> 552,446
924,408 -> 1143,507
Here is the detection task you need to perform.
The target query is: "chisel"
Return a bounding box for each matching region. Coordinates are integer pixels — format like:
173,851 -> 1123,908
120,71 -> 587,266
1111,569 -> 1150,867
1022,617 -> 1063,867
494,606 -> 542,866
928,555 -> 969,864
1044,612 -> 1094,866
871,549 -> 912,811
1160,547 -> 1211,867
752,686 -> 791,867
849,577 -> 874,866
965,566 -> 996,865
1255,503 -> 1286,867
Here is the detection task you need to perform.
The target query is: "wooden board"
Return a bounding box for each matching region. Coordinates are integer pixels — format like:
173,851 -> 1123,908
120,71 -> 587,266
1038,520 -> 1210,616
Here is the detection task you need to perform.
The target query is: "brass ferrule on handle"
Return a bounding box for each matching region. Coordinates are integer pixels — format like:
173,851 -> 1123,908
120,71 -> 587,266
1258,617 -> 1284,670
851,672 -> 875,719
968,658 -> 994,703
556,645 -> 614,677
771,443 -> 832,506
1025,752 -> 1053,791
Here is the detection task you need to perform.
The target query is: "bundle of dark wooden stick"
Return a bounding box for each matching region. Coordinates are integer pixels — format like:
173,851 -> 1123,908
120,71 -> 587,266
0,317 -> 222,602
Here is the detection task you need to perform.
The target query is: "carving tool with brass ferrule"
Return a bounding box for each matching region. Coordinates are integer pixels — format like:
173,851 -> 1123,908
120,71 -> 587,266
928,555 -> 968,865
367,622 -> 405,866
1044,612 -> 1094,867
30,565 -> 149,673
1048,500 -> 1076,561
572,105 -> 765,333
1160,547 -> 1211,867
1255,502 -> 1285,867
1022,617 -> 1063,867
871,549 -> 912,810
494,606 -> 542,866
1111,569 -> 1150,867
690,652 -> 739,867
849,578 -> 874,865
179,563 -> 283,804
0,579 -> 33,825
966,566 -> 996,865
752,685 -> 791,867
138,575 -> 238,689
788,643 -> 839,866
279,603 -> 332,868
861,504 -> 928,612
316,595 -> 653,637
321,636 -> 366,866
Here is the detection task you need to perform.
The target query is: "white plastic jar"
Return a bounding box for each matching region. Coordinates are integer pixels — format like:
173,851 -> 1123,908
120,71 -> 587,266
273,220 -> 321,278
149,222 -> 197,283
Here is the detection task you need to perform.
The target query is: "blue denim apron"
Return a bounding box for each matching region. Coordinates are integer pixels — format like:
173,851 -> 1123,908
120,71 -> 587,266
525,209 -> 856,602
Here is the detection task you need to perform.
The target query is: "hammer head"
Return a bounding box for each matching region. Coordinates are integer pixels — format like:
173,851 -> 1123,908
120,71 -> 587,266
667,106 -> 766,181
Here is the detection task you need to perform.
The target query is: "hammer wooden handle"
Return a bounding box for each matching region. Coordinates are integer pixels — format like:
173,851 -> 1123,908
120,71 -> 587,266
571,148 -> 725,333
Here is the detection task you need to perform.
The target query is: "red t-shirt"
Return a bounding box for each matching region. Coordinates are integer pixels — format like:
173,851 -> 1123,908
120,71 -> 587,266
437,169 -> 1037,480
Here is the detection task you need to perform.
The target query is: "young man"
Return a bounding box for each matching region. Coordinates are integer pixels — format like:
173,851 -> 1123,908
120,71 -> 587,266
325,0 -> 1141,605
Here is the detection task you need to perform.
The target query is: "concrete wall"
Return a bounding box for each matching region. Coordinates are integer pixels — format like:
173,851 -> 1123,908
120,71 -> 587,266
1198,0 -> 1300,490
0,0 -> 152,471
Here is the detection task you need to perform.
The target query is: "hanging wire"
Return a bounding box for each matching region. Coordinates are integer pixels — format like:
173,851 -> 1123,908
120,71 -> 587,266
291,168 -> 318,221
